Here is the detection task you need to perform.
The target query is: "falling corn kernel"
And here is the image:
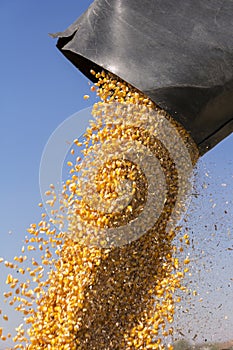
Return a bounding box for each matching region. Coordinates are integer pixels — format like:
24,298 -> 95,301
27,246 -> 36,251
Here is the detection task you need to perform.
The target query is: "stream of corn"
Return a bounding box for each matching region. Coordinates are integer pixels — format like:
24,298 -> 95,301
0,71 -> 199,349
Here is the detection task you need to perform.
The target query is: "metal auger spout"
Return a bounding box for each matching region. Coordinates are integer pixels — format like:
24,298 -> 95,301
53,0 -> 233,155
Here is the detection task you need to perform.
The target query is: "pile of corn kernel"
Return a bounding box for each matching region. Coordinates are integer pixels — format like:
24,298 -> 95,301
0,71 -> 199,349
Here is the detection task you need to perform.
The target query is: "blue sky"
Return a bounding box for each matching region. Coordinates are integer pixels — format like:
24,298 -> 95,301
0,1 -> 232,347
0,1 -> 95,247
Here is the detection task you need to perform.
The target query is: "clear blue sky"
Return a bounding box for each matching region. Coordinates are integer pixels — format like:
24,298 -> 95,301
0,1 -> 232,347
0,1 -> 95,251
